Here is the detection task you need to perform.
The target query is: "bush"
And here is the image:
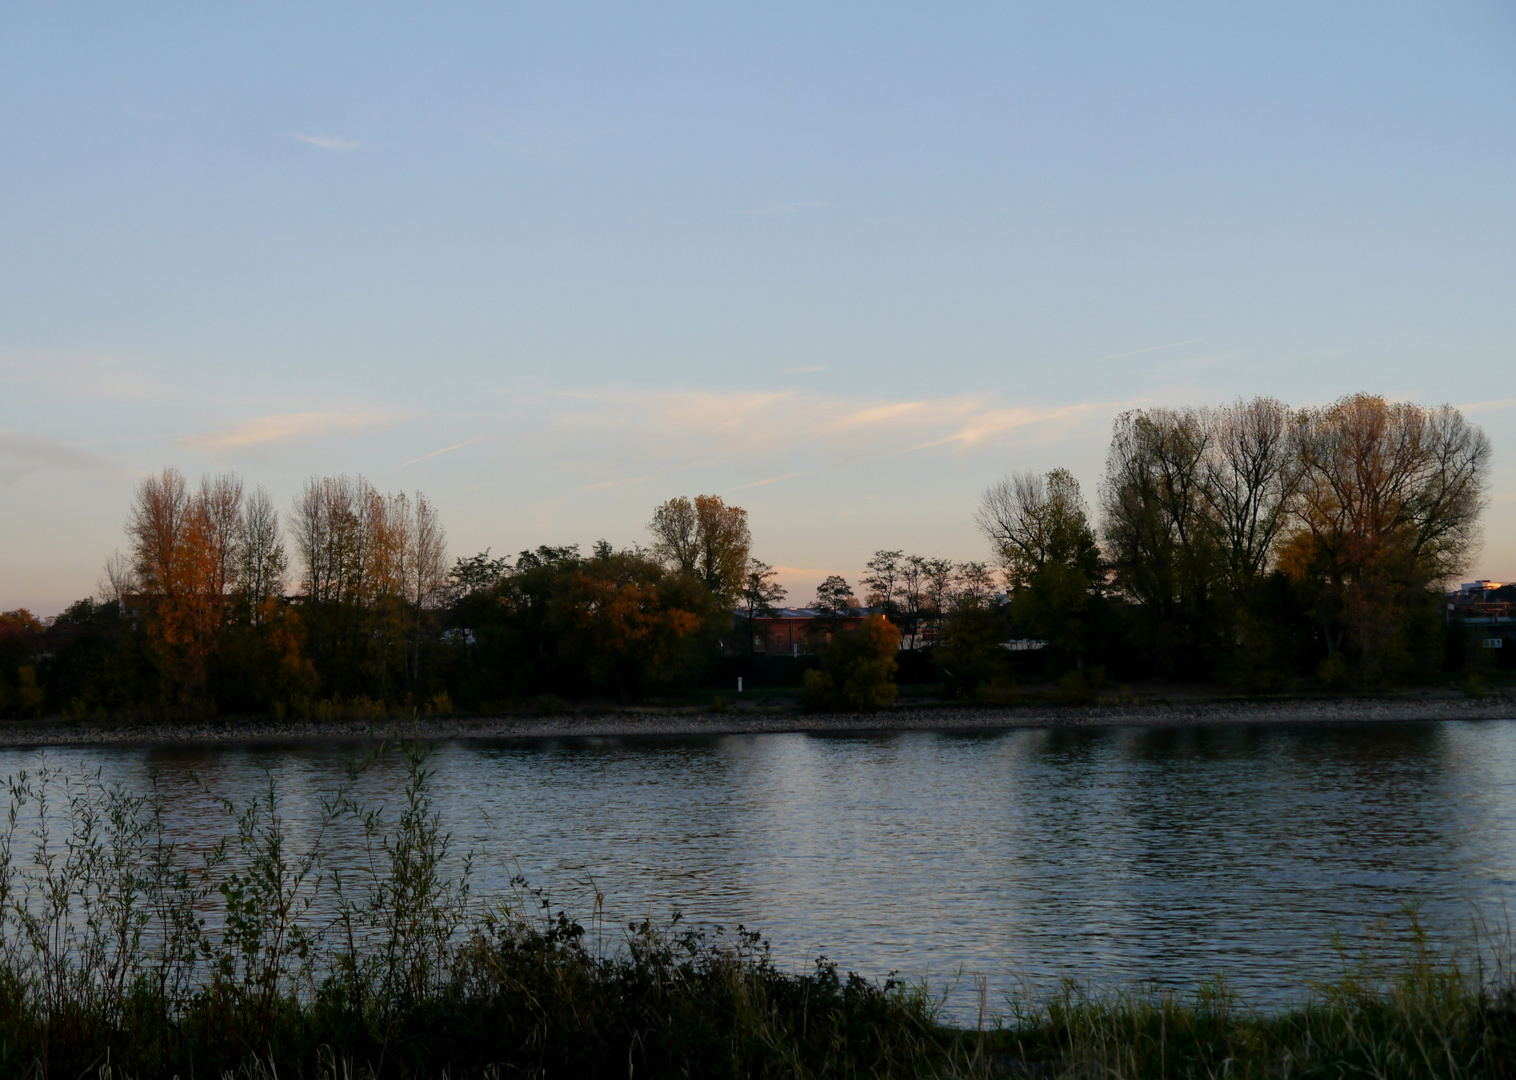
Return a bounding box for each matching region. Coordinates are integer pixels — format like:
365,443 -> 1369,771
933,604 -> 1011,697
803,614 -> 901,712
0,744 -> 952,1079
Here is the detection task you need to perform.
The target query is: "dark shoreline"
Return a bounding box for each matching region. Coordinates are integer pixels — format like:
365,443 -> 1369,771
2,693 -> 1513,747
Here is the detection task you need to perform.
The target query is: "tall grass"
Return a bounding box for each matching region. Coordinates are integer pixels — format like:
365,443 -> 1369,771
957,910 -> 1513,1080
0,744 -> 1507,1078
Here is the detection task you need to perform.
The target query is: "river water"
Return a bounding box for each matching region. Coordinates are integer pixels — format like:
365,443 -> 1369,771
2,719 -> 1513,1017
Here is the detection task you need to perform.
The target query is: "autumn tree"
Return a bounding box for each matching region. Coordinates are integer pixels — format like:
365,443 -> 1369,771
648,495 -> 752,607
290,474 -> 448,697
803,614 -> 901,712
1280,394 -> 1489,678
125,468 -> 242,703
556,548 -> 720,701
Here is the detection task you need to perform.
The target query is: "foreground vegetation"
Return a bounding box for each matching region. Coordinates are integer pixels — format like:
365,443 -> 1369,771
0,743 -> 1503,1078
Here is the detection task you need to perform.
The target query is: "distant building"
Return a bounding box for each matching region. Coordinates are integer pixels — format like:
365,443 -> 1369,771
749,608 -> 867,656
1446,581 -> 1514,658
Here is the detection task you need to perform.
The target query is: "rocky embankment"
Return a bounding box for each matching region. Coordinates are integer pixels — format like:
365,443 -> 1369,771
1,694 -> 1512,747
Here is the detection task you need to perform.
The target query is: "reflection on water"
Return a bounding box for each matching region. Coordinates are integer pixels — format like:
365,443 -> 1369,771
1,720 -> 1512,1014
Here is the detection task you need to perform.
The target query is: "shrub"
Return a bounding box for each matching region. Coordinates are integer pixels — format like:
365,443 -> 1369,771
803,614 -> 901,712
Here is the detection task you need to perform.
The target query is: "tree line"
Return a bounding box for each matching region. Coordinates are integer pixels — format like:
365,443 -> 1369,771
0,392 -> 1496,718
969,392 -> 1491,690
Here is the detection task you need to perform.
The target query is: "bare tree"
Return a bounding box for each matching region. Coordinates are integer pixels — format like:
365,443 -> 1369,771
1197,398 -> 1304,590
293,475 -> 394,605
98,549 -> 137,605
950,561 -> 998,610
396,491 -> 448,683
198,472 -> 245,599
1100,408 -> 1212,611
978,468 -> 1099,591
862,550 -> 903,614
237,486 -> 287,620
921,557 -> 956,626
898,554 -> 930,648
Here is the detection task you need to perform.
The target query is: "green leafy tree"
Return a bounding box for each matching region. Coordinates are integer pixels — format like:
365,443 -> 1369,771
736,559 -> 787,654
810,574 -> 857,640
861,550 -> 903,619
979,468 -> 1104,673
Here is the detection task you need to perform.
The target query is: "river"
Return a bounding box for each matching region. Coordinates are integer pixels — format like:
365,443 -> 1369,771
2,718 -> 1512,1018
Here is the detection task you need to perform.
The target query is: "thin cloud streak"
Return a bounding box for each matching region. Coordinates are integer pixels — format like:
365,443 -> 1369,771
1090,339 -> 1202,363
726,472 -> 804,492
178,411 -> 392,451
580,476 -> 650,492
1458,398 -> 1516,414
401,438 -> 484,468
290,133 -> 360,151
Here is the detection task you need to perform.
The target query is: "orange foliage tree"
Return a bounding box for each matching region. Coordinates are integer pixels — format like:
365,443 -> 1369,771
126,468 -> 241,704
1279,394 -> 1489,677
556,548 -> 718,702
647,495 -> 751,608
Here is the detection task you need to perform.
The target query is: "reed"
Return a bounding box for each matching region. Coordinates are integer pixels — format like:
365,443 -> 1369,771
0,745 -> 1506,1078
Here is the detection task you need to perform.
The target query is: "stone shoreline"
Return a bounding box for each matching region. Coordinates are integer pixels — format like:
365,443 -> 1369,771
1,695 -> 1512,747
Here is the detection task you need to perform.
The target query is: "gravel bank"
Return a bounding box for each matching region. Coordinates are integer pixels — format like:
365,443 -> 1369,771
1,696 -> 1512,747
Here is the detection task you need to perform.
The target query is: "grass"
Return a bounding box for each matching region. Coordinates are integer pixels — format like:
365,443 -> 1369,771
0,744 -> 1507,1078
984,917 -> 1516,1079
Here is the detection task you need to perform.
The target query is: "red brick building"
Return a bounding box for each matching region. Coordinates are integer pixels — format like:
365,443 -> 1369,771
749,608 -> 866,656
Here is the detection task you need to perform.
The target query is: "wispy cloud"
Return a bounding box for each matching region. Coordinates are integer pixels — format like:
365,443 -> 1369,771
401,438 -> 484,468
726,472 -> 804,492
1091,339 -> 1202,363
290,133 -> 360,151
745,201 -> 837,215
580,475 -> 649,492
178,410 -> 391,451
1458,397 -> 1516,415
0,431 -> 118,485
546,387 -> 1133,466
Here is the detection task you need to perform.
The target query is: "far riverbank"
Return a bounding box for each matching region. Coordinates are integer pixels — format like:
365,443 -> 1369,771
1,692 -> 1513,747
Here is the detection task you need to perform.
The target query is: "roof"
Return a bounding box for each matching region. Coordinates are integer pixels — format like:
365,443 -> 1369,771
755,607 -> 881,620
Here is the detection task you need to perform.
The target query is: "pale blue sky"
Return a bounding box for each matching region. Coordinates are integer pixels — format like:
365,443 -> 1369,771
3,1 -> 1515,613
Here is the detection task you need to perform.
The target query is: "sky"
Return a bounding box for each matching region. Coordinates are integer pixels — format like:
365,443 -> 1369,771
2,1 -> 1515,615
